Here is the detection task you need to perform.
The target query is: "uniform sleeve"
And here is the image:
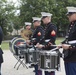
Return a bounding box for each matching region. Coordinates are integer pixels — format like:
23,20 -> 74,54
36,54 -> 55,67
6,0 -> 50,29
20,30 -> 29,40
69,43 -> 76,51
42,25 -> 57,50
34,28 -> 44,45
49,25 -> 57,44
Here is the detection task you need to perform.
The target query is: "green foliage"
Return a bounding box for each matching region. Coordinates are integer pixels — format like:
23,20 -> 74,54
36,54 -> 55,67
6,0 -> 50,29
19,0 -> 76,32
0,0 -> 20,35
1,0 -> 76,36
7,25 -> 13,33
0,0 -> 15,35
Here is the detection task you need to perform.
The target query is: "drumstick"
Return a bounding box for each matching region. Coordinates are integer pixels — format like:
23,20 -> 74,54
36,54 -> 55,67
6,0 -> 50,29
49,47 -> 59,52
51,45 -> 62,47
19,42 -> 26,44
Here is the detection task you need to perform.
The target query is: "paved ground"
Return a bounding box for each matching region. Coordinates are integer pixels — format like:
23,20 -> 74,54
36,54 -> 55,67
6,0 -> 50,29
1,50 -> 66,75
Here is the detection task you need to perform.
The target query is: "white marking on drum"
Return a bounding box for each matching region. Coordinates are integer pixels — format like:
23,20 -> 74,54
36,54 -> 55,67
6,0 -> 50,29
29,54 -> 33,62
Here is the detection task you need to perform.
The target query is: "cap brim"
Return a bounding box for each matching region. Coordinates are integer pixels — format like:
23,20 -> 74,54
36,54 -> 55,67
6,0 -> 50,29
25,25 -> 31,26
66,12 -> 76,16
41,16 -> 48,19
33,20 -> 41,23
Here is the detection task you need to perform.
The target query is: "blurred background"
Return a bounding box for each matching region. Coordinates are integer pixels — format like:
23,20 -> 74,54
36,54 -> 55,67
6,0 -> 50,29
0,0 -> 76,50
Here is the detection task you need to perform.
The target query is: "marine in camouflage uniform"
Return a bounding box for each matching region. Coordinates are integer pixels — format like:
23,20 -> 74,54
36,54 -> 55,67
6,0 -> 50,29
20,22 -> 33,40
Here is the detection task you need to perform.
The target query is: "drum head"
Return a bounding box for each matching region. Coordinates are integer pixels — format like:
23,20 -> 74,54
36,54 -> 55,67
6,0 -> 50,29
11,38 -> 26,54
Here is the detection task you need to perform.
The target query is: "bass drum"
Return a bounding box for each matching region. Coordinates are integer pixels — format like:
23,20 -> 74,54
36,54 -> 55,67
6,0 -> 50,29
9,37 -> 26,54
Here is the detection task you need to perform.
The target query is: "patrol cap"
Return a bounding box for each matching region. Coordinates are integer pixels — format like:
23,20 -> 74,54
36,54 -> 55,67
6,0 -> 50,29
66,7 -> 76,15
41,12 -> 52,19
32,17 -> 41,23
25,22 -> 32,26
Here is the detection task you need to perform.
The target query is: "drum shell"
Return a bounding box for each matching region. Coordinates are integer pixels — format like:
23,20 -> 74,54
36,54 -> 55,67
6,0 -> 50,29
25,48 -> 39,64
38,51 -> 60,71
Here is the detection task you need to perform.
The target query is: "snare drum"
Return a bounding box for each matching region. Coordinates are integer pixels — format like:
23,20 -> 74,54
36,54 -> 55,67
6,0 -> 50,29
25,47 -> 39,64
39,50 -> 60,71
9,37 -> 18,53
9,37 -> 26,54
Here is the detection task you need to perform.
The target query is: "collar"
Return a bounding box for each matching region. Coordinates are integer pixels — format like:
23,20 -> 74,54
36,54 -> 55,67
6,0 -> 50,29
35,26 -> 41,29
45,22 -> 51,27
45,22 -> 52,28
71,20 -> 76,24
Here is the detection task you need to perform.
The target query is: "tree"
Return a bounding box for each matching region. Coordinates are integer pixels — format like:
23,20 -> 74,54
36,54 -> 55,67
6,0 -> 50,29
0,0 -> 18,35
13,16 -> 21,35
19,0 -> 76,35
1,0 -> 76,36
7,24 -> 13,35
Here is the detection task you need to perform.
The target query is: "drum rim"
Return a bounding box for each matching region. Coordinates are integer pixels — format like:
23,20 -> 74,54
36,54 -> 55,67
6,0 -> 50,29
39,51 -> 58,56
10,37 -> 18,43
11,38 -> 26,54
9,37 -> 18,52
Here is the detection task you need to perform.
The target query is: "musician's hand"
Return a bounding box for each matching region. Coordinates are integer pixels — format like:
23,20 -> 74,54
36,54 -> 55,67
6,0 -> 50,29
36,44 -> 44,49
38,44 -> 44,49
36,43 -> 40,47
57,45 -> 62,49
62,44 -> 70,50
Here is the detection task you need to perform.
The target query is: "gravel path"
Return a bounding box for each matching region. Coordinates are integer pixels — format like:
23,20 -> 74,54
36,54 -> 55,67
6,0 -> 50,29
1,50 -> 66,75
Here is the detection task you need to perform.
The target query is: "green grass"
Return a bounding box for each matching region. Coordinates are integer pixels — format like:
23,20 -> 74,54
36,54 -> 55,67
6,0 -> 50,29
1,41 -> 9,50
56,38 -> 65,44
1,38 -> 65,50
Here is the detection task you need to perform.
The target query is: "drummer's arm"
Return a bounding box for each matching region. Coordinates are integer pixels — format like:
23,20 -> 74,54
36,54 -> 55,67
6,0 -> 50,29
42,28 -> 57,49
42,44 -> 56,50
61,39 -> 76,51
68,43 -> 76,51
33,29 -> 44,45
20,30 -> 28,40
49,26 -> 57,44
